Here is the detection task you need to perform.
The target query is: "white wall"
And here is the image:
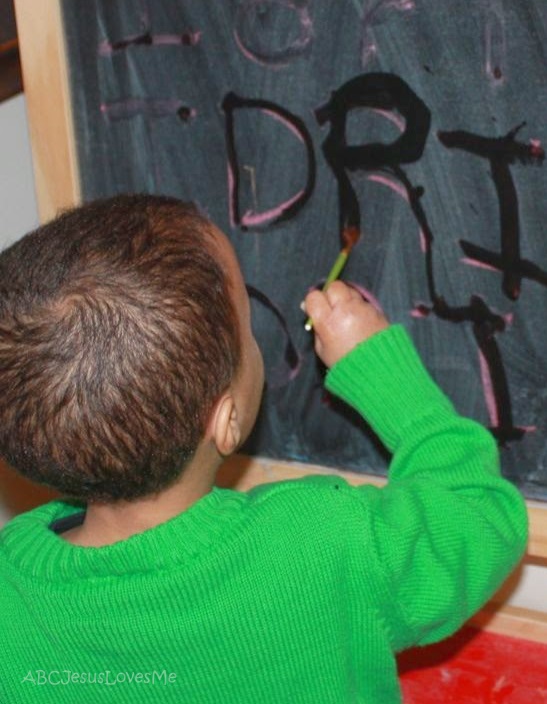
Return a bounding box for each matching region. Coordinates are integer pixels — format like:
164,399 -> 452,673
0,93 -> 38,249
0,93 -> 544,615
0,93 -> 38,526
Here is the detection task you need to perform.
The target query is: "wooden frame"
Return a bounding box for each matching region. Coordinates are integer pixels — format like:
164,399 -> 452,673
13,0 -> 547,642
13,0 -> 80,223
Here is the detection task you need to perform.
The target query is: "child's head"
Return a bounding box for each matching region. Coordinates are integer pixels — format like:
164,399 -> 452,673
0,194 -> 263,503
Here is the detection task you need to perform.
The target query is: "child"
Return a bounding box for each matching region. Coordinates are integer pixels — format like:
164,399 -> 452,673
0,194 -> 527,703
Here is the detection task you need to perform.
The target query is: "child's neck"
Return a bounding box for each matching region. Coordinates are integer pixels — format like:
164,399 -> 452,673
62,445 -> 219,548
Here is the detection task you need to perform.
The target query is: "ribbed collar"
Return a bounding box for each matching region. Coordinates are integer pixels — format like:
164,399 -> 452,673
0,487 -> 246,582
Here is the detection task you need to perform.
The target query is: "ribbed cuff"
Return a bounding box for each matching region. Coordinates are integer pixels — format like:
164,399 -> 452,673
325,325 -> 454,452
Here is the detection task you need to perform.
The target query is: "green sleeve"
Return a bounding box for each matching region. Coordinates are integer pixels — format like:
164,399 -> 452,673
326,325 -> 528,651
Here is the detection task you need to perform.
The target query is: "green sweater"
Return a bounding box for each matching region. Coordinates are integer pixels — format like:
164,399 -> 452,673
0,326 -> 527,703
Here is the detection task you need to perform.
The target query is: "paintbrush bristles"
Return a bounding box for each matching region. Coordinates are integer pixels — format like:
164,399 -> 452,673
343,226 -> 360,250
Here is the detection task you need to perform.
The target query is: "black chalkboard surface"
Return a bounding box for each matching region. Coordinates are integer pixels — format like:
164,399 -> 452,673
60,0 -> 546,499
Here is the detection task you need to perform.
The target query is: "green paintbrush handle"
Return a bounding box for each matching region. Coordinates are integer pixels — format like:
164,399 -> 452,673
304,248 -> 349,331
323,248 -> 349,288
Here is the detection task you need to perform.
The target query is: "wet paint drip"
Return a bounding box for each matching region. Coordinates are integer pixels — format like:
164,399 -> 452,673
483,0 -> 506,85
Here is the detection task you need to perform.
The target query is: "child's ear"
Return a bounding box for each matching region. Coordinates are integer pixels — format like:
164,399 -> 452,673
207,392 -> 241,457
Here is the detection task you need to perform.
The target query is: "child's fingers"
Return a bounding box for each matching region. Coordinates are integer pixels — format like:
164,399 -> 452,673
304,289 -> 330,325
304,282 -> 358,320
324,280 -> 359,307
304,281 -> 389,368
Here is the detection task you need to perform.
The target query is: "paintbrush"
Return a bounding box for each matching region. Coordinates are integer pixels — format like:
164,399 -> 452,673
304,226 -> 360,331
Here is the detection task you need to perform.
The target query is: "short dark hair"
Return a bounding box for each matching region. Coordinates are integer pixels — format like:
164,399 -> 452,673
0,194 -> 241,502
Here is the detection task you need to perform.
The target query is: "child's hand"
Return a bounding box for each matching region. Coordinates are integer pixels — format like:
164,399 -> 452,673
304,282 -> 389,368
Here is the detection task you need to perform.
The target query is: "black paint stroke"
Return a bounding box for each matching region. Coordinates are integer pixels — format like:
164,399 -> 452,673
222,92 -> 316,230
398,165 -> 525,445
246,284 -> 301,388
233,0 -> 313,67
415,299 -> 524,444
313,72 -> 525,445
315,72 -> 431,246
459,241 -> 547,288
100,31 -> 200,54
438,124 -> 546,300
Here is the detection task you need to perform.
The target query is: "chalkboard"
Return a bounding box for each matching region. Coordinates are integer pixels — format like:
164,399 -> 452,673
59,0 -> 546,499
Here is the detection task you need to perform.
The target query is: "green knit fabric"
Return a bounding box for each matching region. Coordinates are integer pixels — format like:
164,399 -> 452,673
0,325 -> 527,703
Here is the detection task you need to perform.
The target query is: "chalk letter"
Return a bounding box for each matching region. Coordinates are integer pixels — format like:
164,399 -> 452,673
222,92 -> 316,230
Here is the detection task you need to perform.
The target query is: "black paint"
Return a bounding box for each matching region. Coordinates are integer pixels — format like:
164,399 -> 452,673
59,0 -> 547,499
438,126 -> 546,300
315,73 -> 431,243
222,92 -> 316,229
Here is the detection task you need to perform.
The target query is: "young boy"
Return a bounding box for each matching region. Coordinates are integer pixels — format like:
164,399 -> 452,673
0,194 -> 527,703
